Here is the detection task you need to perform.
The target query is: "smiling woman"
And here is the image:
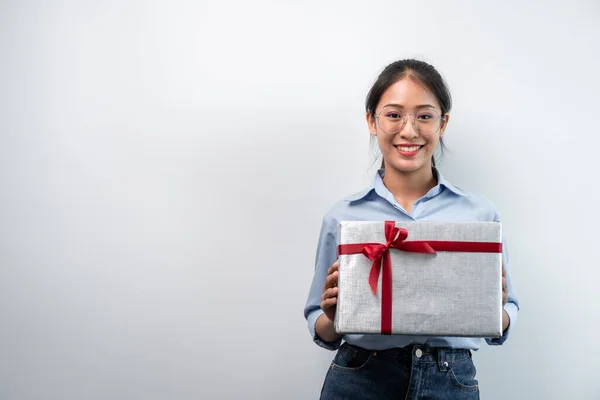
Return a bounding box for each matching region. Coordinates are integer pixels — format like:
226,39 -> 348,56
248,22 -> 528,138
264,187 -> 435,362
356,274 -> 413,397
367,59 -> 451,172
303,59 -> 519,399
366,61 -> 451,213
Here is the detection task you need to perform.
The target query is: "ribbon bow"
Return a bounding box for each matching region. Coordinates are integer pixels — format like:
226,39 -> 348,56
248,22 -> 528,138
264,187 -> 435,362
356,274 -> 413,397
343,221 -> 437,295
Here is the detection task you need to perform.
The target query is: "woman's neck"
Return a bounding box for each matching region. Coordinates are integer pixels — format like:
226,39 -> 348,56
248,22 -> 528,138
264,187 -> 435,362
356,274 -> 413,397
382,165 -> 438,213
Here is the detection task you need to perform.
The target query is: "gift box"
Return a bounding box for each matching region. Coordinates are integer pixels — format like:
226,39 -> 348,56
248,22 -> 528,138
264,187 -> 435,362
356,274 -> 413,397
334,220 -> 503,338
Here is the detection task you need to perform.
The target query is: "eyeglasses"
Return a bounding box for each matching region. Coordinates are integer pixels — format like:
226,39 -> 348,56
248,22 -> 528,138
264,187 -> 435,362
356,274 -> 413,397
374,107 -> 445,136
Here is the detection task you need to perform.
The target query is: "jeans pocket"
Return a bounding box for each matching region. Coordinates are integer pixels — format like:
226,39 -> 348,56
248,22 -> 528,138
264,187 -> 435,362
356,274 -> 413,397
330,343 -> 374,372
448,357 -> 479,392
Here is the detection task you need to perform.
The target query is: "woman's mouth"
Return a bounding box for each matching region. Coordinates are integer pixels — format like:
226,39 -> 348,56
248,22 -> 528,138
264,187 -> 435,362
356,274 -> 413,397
394,144 -> 424,157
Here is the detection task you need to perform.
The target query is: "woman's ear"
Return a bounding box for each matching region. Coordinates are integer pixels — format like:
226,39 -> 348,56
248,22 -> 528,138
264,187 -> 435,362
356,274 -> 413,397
366,112 -> 377,136
440,113 -> 450,138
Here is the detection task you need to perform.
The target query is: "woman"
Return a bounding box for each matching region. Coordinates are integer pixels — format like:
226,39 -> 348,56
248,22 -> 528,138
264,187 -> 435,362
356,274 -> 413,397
303,59 -> 519,399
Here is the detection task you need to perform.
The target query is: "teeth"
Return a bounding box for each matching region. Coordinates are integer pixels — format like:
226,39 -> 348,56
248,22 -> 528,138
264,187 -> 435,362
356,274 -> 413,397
397,146 -> 421,152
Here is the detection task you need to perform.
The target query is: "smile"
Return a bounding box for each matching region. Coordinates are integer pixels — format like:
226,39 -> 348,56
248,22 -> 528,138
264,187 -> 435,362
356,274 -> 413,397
394,144 -> 424,153
393,144 -> 425,157
394,145 -> 423,152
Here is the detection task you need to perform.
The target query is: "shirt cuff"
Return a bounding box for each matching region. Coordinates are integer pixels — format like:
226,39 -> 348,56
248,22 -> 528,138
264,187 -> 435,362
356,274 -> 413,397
486,302 -> 519,346
307,309 -> 343,351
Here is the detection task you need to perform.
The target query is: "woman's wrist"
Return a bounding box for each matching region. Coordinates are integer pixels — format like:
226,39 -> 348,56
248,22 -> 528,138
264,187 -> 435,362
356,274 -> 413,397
502,309 -> 510,332
316,313 -> 342,343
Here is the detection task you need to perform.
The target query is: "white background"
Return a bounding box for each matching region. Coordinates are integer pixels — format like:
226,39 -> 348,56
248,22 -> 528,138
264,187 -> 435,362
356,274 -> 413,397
1,1 -> 599,399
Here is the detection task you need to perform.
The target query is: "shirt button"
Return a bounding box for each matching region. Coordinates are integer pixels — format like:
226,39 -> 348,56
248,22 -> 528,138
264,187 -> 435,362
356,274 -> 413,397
415,349 -> 423,358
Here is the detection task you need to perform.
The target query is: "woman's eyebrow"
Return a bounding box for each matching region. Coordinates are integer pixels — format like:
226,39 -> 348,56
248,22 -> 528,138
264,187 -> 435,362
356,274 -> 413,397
382,103 -> 436,109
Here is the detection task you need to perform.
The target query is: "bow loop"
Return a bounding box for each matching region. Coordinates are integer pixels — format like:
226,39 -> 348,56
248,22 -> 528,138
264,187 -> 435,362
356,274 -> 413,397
387,227 -> 408,247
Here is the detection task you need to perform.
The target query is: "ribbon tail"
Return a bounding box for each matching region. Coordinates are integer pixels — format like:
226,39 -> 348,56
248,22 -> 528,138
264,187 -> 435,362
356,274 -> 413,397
396,242 -> 437,254
368,259 -> 381,295
381,251 -> 392,335
421,243 -> 436,254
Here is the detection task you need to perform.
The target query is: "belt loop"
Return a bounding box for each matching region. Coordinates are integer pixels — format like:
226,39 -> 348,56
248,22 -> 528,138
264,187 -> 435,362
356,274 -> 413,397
437,348 -> 449,372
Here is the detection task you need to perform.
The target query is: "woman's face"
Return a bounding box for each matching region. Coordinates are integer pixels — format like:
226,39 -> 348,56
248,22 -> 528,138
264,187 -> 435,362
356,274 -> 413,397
367,77 -> 449,174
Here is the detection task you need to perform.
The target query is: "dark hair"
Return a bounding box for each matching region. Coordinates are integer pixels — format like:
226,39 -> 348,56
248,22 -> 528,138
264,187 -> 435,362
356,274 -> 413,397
366,59 -> 452,169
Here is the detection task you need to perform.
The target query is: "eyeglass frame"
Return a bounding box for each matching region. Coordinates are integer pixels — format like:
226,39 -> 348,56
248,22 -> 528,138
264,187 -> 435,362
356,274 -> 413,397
372,107 -> 447,136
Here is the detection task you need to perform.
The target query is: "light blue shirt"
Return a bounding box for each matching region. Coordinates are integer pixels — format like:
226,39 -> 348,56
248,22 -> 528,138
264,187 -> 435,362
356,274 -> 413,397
304,168 -> 519,351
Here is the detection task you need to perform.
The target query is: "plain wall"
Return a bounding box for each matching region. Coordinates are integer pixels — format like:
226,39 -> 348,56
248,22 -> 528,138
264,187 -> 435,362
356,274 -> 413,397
1,0 -> 599,399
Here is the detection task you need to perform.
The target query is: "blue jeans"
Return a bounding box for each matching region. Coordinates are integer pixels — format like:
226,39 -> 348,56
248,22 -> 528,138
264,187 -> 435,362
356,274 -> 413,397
320,342 -> 480,399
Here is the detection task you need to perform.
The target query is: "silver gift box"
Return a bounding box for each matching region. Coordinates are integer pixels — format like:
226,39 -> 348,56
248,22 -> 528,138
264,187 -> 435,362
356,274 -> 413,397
334,221 -> 503,338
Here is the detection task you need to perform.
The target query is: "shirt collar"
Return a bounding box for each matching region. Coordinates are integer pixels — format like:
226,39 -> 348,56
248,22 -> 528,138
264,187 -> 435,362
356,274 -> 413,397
344,168 -> 468,203
434,168 -> 469,197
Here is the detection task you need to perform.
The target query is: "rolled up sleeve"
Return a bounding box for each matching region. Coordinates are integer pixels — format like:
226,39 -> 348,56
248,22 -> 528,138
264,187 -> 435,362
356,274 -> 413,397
303,215 -> 342,351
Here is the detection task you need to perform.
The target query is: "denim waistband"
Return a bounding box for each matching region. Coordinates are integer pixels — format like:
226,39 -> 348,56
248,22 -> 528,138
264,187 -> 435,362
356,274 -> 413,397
347,343 -> 471,365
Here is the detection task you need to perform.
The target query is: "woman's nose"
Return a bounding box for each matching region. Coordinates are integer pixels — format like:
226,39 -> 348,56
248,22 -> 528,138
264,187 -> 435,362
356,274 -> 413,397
399,117 -> 418,139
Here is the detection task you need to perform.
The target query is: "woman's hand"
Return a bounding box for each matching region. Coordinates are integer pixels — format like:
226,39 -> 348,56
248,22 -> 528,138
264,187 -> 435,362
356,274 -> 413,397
320,261 -> 339,322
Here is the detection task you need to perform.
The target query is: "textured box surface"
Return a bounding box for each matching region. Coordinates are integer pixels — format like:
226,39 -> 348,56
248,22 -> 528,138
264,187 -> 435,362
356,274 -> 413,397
334,221 -> 503,337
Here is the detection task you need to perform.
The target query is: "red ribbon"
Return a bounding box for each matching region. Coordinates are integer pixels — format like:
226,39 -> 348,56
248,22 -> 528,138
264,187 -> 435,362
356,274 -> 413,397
337,221 -> 502,335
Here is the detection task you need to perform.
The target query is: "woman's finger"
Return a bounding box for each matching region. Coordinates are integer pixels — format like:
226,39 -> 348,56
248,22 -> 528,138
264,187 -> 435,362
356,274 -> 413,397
322,287 -> 338,300
324,270 -> 339,289
327,261 -> 339,276
321,297 -> 337,309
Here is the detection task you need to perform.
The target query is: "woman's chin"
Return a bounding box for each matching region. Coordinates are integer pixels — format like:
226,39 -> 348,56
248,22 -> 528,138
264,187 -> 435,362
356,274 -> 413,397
385,159 -> 427,173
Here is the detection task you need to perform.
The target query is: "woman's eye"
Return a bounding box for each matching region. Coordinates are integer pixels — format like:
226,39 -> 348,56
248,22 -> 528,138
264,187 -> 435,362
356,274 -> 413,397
386,113 -> 402,119
418,114 -> 433,120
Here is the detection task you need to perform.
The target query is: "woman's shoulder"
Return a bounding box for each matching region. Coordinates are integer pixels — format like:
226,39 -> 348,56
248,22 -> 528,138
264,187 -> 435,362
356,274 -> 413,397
318,187 -> 376,230
432,170 -> 501,221
447,184 -> 502,221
